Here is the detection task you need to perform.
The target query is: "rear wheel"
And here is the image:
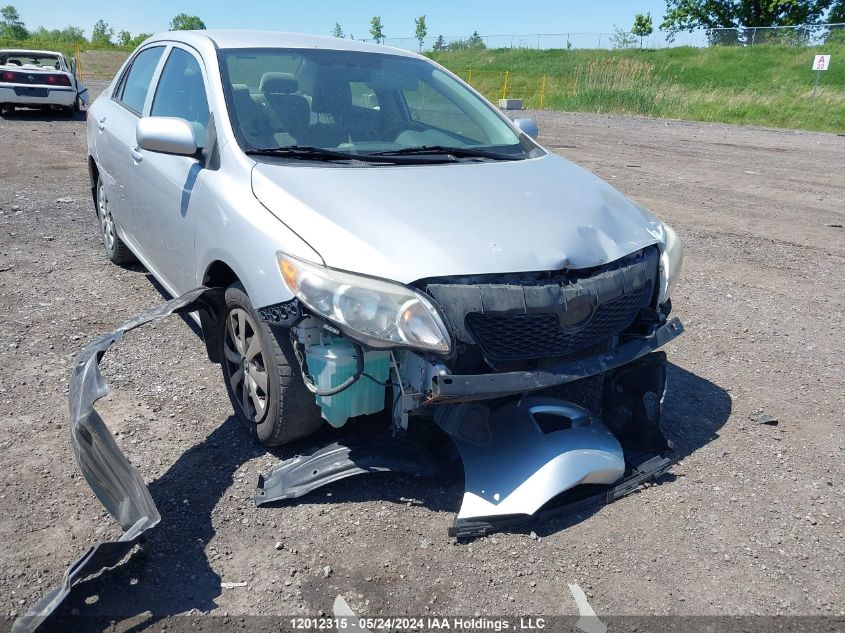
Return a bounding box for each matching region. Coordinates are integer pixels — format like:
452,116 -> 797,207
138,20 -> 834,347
66,97 -> 80,117
219,283 -> 323,446
95,175 -> 136,264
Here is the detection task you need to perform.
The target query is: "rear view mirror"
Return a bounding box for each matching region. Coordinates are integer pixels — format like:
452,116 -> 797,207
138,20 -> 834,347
513,118 -> 539,139
70,58 -> 77,74
136,117 -> 198,156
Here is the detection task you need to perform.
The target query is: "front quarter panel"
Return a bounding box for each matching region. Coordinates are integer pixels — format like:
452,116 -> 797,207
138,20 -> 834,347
194,151 -> 323,308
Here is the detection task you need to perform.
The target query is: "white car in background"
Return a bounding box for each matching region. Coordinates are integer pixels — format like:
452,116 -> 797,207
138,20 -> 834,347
0,48 -> 89,116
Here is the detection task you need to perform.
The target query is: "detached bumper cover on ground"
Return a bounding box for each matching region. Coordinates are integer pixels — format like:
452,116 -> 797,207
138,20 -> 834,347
13,287 -> 223,633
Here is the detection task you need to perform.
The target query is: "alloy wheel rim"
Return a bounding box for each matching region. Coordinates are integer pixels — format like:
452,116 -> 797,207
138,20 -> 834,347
98,183 -> 115,251
223,308 -> 269,423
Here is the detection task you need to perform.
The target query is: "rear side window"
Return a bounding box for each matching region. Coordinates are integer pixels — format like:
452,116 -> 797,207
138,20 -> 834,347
116,46 -> 164,115
151,48 -> 210,128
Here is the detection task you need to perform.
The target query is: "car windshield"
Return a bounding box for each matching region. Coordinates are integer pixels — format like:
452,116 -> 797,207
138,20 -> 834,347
218,48 -> 534,161
0,51 -> 62,69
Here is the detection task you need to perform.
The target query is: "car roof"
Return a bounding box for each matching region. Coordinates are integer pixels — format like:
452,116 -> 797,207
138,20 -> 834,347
145,30 -> 419,59
0,49 -> 64,57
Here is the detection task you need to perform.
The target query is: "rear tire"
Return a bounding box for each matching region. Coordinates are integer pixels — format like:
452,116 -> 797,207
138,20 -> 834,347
219,282 -> 323,446
66,97 -> 80,118
95,175 -> 136,265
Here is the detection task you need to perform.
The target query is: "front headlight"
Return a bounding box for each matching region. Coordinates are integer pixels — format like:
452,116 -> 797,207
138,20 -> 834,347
277,253 -> 452,353
658,222 -> 683,304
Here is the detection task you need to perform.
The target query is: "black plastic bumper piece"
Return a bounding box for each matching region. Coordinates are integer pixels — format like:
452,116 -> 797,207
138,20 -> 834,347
255,435 -> 441,506
448,453 -> 672,539
428,318 -> 683,404
13,287 -> 225,633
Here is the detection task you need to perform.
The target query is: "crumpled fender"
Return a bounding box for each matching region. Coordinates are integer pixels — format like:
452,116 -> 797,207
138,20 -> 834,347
13,287 -> 224,633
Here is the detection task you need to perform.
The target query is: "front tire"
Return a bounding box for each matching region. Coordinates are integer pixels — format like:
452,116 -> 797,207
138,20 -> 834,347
95,175 -> 136,264
219,283 -> 323,446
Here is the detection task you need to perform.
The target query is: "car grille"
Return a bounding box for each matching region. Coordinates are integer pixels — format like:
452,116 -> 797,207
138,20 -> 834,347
465,282 -> 651,362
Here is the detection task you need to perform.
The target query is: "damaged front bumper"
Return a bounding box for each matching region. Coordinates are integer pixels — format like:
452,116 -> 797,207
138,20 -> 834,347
428,318 -> 684,403
17,287 -> 682,631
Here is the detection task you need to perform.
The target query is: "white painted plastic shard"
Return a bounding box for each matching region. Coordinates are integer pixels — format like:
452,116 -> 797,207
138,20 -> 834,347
453,398 -> 625,520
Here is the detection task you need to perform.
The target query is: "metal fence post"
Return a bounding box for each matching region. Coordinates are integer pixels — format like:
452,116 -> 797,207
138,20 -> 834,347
502,71 -> 509,100
540,75 -> 547,109
467,68 -> 473,86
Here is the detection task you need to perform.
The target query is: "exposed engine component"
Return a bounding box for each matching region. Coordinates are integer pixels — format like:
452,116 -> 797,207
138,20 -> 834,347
291,318 -> 391,427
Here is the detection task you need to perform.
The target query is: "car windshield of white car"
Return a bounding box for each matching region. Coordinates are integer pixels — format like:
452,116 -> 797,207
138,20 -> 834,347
219,48 -> 537,162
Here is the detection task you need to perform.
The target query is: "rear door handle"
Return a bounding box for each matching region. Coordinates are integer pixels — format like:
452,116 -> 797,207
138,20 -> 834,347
96,117 -> 106,131
130,146 -> 143,163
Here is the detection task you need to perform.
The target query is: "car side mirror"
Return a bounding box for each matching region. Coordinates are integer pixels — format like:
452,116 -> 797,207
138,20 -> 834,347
136,117 -> 198,156
70,58 -> 77,74
513,118 -> 539,139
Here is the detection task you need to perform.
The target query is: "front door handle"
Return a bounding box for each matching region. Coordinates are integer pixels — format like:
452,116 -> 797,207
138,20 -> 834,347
130,146 -> 143,163
96,116 -> 106,131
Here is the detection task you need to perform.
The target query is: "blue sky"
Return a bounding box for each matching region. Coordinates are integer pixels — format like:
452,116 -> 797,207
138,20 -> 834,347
15,0 -> 670,39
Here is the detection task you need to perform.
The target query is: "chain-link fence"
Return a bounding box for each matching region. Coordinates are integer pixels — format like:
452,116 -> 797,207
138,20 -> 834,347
368,23 -> 845,52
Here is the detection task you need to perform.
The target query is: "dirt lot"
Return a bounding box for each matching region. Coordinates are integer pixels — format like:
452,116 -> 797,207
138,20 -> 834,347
0,81 -> 843,631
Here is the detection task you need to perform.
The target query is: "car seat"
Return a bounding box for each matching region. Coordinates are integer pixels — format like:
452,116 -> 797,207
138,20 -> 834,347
305,75 -> 352,147
259,72 -> 309,142
231,84 -> 275,149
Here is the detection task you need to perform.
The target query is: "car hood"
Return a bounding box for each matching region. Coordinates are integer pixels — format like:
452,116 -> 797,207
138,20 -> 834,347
251,152 -> 664,283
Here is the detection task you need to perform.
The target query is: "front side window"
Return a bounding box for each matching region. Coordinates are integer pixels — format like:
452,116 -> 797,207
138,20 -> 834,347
218,48 -> 533,161
151,47 -> 210,142
116,46 -> 164,115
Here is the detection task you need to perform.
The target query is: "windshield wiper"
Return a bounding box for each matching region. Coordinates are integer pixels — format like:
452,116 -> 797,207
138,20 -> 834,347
245,145 -> 392,163
369,145 -> 522,161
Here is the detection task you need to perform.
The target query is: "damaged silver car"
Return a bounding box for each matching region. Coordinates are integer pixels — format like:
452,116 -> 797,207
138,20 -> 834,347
85,31 -> 683,528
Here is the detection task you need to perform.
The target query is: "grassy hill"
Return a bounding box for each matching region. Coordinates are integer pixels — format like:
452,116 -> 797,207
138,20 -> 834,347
430,44 -> 845,133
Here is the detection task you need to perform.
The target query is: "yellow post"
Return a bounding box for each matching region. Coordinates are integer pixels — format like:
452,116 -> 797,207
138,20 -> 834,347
540,75 -> 547,109
76,41 -> 82,79
467,68 -> 473,86
501,70 -> 509,100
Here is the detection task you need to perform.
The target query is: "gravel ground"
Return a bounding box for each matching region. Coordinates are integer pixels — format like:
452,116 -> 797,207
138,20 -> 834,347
0,82 -> 843,630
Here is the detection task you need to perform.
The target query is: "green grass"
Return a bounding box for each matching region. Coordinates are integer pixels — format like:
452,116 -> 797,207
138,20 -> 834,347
430,45 -> 845,133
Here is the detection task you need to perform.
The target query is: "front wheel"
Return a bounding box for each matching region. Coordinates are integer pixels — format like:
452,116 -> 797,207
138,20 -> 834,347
219,283 -> 323,446
95,175 -> 136,264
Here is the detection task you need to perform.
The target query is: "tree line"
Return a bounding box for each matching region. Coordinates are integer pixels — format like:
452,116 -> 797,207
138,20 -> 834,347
335,2 -> 844,51
330,15 -> 488,51
3,2 -> 843,52
0,5 -> 206,47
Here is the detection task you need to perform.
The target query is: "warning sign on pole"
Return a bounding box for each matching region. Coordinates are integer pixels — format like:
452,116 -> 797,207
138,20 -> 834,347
812,55 -> 830,71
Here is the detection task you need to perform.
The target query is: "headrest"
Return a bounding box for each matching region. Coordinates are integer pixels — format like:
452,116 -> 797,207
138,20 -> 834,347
231,84 -> 251,100
260,72 -> 298,94
311,76 -> 351,114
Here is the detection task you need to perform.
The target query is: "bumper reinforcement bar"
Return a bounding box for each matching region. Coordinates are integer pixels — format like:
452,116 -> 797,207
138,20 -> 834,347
428,318 -> 683,404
